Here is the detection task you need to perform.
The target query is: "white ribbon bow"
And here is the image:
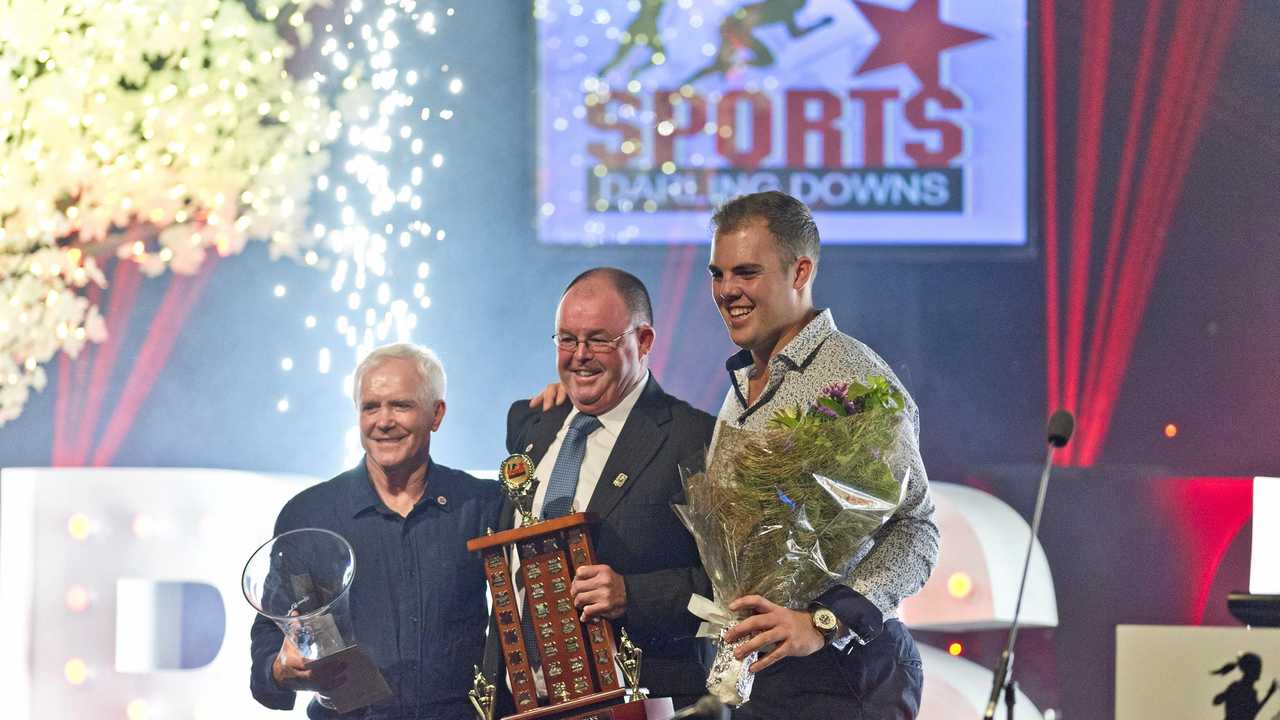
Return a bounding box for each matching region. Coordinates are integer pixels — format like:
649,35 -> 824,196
688,594 -> 757,705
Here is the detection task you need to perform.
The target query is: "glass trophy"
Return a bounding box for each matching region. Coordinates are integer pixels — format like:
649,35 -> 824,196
242,527 -> 390,713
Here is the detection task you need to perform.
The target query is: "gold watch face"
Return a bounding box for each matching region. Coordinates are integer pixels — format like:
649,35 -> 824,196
812,608 -> 839,633
499,454 -> 536,491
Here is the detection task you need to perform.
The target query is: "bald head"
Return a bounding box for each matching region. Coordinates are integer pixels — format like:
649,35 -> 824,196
563,267 -> 653,326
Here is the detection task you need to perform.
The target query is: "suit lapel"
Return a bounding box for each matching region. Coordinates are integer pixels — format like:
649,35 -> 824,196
586,377 -> 671,521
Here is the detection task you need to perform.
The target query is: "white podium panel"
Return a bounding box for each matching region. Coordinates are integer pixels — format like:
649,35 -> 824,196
0,467 -> 320,720
1116,625 -> 1280,718
918,643 -> 1044,720
1253,476 -> 1280,595
901,483 -> 1058,631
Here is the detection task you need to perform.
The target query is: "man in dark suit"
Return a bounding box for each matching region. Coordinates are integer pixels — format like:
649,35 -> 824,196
491,267 -> 714,709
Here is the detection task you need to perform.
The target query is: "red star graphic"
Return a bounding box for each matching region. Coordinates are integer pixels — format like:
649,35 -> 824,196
852,0 -> 991,87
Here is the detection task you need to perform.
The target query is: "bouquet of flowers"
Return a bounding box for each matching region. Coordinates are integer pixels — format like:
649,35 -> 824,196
674,376 -> 912,704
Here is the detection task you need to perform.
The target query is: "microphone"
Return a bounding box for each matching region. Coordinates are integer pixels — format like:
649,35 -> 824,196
671,695 -> 730,719
1047,409 -> 1074,448
982,410 -> 1074,720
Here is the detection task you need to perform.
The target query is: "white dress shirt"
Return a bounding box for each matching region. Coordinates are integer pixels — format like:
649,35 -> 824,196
518,370 -> 649,526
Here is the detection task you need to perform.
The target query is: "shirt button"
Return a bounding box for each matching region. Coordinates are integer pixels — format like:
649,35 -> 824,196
411,616 -> 419,624
436,495 -> 448,506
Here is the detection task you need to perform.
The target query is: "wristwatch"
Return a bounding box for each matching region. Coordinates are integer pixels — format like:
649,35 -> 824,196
810,607 -> 840,642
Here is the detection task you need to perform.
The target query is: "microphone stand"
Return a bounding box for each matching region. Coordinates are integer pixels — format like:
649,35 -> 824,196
982,442 -> 1060,719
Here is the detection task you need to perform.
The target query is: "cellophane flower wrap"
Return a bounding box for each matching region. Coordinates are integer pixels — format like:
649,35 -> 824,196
674,376 -> 911,705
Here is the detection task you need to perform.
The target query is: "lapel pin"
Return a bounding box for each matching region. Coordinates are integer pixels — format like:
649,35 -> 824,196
525,443 -> 534,452
612,473 -> 628,488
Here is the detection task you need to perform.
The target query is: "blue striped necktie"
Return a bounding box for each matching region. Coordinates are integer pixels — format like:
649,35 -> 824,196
541,412 -> 602,518
521,412 -> 601,671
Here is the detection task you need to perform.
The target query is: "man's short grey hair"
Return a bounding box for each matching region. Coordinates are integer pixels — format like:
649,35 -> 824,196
352,343 -> 447,410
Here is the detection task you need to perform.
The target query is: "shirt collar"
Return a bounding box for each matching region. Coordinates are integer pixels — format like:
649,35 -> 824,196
346,456 -> 454,517
724,310 -> 837,404
774,309 -> 837,369
566,369 -> 649,439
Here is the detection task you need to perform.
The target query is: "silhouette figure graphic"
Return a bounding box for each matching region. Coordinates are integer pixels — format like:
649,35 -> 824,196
598,0 -> 669,81
1212,653 -> 1278,720
684,0 -> 833,85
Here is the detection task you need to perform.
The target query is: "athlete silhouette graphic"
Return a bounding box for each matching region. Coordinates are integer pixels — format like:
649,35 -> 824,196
1212,653 -> 1278,720
684,0 -> 833,84
598,0 -> 669,80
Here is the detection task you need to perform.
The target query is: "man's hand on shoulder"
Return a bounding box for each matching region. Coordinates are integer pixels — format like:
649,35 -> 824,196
571,563 -> 627,621
272,637 -> 347,692
723,595 -> 825,673
528,381 -> 568,411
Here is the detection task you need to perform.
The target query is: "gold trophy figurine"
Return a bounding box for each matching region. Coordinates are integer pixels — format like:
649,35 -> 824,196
468,666 -> 496,720
499,454 -> 539,526
618,628 -> 646,700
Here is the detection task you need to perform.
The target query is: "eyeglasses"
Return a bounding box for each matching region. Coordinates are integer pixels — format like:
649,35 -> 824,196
552,327 -> 640,354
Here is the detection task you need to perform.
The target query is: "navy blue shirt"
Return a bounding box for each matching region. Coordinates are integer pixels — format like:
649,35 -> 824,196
250,459 -> 504,719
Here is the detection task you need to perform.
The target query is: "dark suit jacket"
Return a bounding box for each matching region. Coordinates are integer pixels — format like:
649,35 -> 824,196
487,375 -> 715,704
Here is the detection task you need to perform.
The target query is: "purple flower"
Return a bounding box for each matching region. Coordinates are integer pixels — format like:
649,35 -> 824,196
820,382 -> 849,401
811,403 -> 839,419
844,395 -> 866,416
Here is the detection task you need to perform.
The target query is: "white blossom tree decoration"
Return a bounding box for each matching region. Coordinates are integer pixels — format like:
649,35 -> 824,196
0,0 -> 338,424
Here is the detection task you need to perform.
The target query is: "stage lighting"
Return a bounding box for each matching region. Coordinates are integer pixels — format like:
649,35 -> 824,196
64,658 -> 87,685
948,572 -> 974,599
65,586 -> 91,613
126,699 -> 151,720
67,513 -> 91,541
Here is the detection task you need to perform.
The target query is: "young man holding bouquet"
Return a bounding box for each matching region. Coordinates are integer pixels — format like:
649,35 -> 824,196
707,190 -> 938,719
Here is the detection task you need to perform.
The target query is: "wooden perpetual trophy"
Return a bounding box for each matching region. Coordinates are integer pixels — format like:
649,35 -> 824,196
466,454 -> 672,720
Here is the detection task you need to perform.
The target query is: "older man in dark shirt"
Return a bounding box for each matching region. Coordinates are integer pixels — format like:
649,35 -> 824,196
250,343 -> 503,719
